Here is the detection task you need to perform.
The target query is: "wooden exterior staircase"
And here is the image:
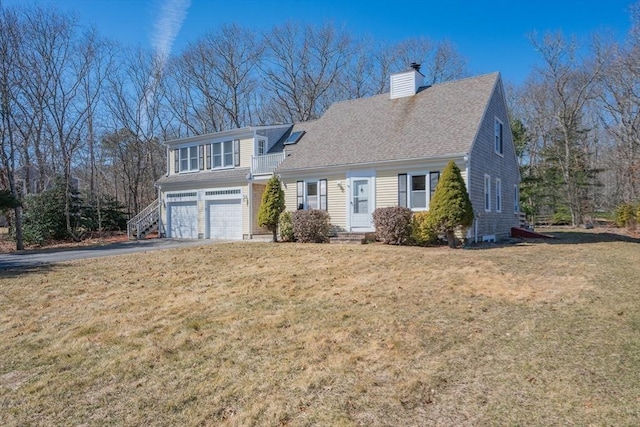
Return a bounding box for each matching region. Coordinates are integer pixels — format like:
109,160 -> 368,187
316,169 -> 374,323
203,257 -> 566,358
127,199 -> 160,240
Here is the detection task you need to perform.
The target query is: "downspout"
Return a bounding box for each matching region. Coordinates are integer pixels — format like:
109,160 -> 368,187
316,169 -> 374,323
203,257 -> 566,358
166,146 -> 169,177
156,184 -> 163,238
465,153 -> 477,243
248,174 -> 253,240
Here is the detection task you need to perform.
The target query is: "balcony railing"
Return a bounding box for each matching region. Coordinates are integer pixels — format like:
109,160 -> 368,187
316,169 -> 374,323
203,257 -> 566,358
251,152 -> 286,175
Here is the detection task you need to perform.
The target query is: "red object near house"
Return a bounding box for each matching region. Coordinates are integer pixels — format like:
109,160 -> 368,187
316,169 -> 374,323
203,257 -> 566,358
510,227 -> 555,239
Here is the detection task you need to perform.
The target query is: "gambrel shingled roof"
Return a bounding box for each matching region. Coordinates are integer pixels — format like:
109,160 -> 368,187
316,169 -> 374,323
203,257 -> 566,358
277,72 -> 500,171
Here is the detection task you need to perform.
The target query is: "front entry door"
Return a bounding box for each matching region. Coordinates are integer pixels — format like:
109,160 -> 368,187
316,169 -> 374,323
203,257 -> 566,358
350,177 -> 373,229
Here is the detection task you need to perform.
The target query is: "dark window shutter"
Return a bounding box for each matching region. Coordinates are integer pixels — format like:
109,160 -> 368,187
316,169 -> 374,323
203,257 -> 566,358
319,179 -> 327,210
199,145 -> 205,170
500,122 -> 504,153
398,174 -> 407,207
174,149 -> 179,173
296,181 -> 304,210
234,139 -> 240,167
205,144 -> 211,169
430,171 -> 440,199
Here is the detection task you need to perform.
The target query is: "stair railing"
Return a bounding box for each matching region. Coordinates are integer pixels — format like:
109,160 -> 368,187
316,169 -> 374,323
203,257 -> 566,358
127,198 -> 160,239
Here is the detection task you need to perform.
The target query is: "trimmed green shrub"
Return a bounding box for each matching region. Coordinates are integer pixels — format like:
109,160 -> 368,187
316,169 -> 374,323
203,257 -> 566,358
258,175 -> 285,241
615,203 -> 637,228
372,206 -> 412,245
411,211 -> 438,246
292,209 -> 331,243
429,161 -> 474,248
278,211 -> 295,242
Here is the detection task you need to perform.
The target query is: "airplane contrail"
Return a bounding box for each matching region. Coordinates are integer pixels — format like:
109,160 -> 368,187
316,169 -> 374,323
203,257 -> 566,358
141,0 -> 191,135
151,0 -> 191,67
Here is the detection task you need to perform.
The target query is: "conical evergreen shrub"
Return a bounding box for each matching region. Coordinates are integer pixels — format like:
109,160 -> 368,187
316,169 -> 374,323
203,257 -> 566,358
429,161 -> 474,248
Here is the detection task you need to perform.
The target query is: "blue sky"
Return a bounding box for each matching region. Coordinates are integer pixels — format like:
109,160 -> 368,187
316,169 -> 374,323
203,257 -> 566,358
8,0 -> 637,85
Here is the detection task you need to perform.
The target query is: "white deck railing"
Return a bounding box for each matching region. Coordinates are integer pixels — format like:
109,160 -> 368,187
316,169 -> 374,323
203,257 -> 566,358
251,152 -> 286,175
127,198 -> 160,239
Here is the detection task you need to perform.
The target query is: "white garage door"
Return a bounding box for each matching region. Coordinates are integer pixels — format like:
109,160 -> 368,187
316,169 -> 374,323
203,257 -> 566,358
168,202 -> 198,239
208,199 -> 242,240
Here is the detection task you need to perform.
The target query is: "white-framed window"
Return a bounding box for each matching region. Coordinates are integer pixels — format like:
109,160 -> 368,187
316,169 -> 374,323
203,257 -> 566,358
257,138 -> 267,156
495,178 -> 502,213
296,179 -> 327,210
495,118 -> 504,155
211,140 -> 240,169
484,174 -> 491,212
212,140 -> 232,168
398,172 -> 440,210
410,174 -> 426,209
176,146 -> 201,173
514,184 -> 520,214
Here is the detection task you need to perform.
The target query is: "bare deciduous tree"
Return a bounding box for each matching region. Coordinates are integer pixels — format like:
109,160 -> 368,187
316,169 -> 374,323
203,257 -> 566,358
0,5 -> 24,249
262,22 -> 351,123
527,32 -> 606,226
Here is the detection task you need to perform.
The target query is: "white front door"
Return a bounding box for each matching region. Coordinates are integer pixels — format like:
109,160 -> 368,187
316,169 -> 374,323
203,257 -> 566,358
350,177 -> 373,229
168,202 -> 198,239
208,199 -> 242,240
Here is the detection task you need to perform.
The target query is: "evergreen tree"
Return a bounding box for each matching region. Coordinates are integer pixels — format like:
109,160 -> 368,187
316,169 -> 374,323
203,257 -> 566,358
0,189 -> 19,211
258,175 -> 285,242
429,161 -> 474,248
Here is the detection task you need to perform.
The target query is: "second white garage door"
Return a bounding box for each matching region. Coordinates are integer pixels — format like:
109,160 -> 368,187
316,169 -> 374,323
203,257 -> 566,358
208,199 -> 242,240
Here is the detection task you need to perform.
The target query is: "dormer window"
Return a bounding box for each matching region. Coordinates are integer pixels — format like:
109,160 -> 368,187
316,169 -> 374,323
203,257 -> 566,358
212,141 -> 232,168
257,138 -> 266,156
211,140 -> 240,169
177,146 -> 201,173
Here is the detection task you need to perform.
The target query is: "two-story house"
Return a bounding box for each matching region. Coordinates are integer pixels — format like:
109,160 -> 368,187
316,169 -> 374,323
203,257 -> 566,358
154,125 -> 292,239
149,68 -> 520,242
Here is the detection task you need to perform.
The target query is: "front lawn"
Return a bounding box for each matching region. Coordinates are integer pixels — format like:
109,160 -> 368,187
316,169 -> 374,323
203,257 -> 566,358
1,230 -> 639,426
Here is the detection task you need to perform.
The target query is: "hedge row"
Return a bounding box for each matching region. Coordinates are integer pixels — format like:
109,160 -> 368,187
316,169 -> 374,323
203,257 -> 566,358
372,206 -> 439,246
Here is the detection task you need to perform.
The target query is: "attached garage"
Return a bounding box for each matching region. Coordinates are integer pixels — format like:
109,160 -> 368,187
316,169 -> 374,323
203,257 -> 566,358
207,199 -> 242,240
168,202 -> 198,239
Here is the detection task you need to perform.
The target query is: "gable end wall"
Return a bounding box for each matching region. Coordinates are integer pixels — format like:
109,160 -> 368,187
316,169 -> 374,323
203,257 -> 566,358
468,80 -> 520,239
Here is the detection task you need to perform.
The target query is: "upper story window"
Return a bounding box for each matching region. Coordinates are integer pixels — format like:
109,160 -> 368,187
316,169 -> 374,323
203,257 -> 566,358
173,139 -> 240,174
495,118 -> 504,155
398,171 -> 440,210
514,184 -> 520,214
211,140 -> 240,169
177,146 -> 202,173
257,138 -> 267,156
212,140 -> 232,168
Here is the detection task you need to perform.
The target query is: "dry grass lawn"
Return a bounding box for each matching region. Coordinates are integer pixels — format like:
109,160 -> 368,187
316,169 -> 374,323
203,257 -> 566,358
1,230 -> 639,426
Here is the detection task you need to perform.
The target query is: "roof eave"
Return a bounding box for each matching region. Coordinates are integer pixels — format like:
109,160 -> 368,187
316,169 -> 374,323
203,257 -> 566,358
277,153 -> 469,176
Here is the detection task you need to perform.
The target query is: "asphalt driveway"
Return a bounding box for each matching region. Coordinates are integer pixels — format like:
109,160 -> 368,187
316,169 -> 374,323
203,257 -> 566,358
0,238 -> 226,270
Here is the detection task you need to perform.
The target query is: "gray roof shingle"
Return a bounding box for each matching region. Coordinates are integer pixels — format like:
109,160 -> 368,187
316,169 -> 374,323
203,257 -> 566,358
278,72 -> 499,171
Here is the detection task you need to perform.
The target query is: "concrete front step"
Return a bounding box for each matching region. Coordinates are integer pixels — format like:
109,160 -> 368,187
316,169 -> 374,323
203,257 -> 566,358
330,232 -> 376,244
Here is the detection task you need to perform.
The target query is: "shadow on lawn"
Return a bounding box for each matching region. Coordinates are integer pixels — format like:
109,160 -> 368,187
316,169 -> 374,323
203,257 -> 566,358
465,228 -> 640,250
0,263 -> 56,279
542,229 -> 640,245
